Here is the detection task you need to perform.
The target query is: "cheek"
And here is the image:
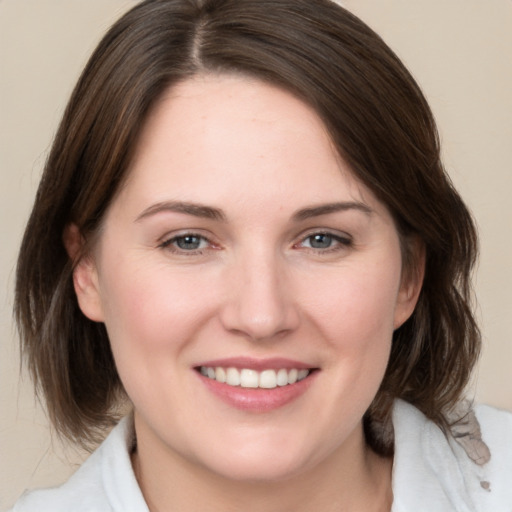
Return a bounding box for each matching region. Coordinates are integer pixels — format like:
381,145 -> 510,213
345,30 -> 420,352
97,261 -> 223,419
310,263 -> 401,345
98,260 -> 218,365
302,259 -> 400,404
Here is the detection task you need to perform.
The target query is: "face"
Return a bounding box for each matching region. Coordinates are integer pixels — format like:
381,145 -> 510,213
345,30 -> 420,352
73,75 -> 420,482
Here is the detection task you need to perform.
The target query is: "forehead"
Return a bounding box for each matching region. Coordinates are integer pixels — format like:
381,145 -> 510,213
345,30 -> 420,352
119,74 -> 379,215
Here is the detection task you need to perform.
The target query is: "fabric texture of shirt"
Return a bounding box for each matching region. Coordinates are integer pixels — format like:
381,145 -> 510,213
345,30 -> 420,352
9,400 -> 512,511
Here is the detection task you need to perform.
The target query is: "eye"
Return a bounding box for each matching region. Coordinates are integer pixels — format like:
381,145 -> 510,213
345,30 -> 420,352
304,233 -> 335,249
160,233 -> 211,253
297,232 -> 352,252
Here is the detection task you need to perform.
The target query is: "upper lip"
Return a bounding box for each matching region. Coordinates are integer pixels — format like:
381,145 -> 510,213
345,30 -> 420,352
195,357 -> 315,371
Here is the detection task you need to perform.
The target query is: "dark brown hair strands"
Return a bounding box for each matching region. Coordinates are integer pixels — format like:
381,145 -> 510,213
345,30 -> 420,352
15,0 -> 480,454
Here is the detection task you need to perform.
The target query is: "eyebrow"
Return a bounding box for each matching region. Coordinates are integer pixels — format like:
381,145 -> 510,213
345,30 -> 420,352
135,200 -> 372,223
292,201 -> 373,221
135,201 -> 227,222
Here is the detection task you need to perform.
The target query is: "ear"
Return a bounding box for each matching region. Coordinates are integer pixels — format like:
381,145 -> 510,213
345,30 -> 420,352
63,223 -> 105,322
393,238 -> 425,330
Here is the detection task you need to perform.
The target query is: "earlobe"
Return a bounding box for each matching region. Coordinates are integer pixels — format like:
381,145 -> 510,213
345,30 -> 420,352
393,240 -> 425,330
63,224 -> 105,322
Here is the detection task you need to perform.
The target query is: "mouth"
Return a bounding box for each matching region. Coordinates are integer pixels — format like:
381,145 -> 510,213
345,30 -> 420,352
193,358 -> 318,411
197,366 -> 312,389
193,356 -> 318,411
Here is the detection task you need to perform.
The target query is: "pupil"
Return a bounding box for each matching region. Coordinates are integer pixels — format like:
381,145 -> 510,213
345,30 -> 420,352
310,234 -> 332,249
177,236 -> 201,250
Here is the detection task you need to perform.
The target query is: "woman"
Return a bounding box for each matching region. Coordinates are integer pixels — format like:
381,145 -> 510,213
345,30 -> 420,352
10,0 -> 512,510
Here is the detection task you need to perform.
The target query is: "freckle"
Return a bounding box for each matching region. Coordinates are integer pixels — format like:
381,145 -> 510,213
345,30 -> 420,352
480,481 -> 491,491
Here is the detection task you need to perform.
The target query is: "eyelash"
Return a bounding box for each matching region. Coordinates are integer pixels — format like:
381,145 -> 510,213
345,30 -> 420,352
159,230 -> 352,256
294,231 -> 352,253
159,233 -> 212,255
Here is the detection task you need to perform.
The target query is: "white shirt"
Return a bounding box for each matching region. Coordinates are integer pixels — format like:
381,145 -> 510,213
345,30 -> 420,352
9,400 -> 512,511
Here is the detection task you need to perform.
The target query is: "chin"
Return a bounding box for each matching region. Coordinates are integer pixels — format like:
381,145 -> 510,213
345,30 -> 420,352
191,436 -> 320,484
206,456 -> 309,484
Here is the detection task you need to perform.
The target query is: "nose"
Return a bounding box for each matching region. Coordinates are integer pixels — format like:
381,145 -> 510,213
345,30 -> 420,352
219,250 -> 300,342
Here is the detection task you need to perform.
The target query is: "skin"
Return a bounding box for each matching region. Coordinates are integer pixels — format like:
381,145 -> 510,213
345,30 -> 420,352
70,75 -> 423,512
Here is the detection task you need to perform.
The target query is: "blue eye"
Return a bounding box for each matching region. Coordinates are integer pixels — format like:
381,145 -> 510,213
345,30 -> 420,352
299,232 -> 351,251
307,233 -> 335,249
175,235 -> 204,250
161,234 -> 209,252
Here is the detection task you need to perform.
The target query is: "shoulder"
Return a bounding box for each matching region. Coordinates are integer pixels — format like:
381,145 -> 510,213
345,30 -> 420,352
8,416 -> 148,512
391,399 -> 512,512
9,449 -> 111,512
472,403 -> 512,491
474,402 -> 512,446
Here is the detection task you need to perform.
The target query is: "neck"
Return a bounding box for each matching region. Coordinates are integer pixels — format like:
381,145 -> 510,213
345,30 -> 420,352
131,418 -> 393,512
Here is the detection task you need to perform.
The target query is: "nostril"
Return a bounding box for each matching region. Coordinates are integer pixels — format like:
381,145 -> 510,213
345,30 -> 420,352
219,303 -> 300,342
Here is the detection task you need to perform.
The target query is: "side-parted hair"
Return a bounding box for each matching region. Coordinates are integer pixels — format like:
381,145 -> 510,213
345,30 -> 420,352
15,0 -> 479,455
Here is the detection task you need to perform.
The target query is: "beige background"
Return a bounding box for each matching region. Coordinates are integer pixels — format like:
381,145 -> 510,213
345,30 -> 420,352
1,1 -> 511,509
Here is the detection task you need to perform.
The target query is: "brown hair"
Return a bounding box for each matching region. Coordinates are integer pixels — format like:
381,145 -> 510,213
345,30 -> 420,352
15,0 -> 479,454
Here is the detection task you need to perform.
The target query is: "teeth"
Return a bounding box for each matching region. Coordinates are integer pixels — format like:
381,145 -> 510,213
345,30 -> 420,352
226,367 -> 240,386
276,369 -> 288,386
297,369 -> 309,380
200,366 -> 311,388
215,367 -> 226,383
259,369 -> 277,389
240,369 -> 259,388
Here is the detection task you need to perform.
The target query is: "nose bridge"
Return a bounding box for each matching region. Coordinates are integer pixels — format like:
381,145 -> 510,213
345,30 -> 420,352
221,243 -> 299,340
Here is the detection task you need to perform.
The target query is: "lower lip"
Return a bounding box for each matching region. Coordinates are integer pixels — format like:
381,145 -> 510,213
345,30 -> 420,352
196,371 -> 317,412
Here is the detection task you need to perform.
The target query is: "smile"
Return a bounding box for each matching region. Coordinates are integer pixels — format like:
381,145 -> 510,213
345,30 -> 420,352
199,366 -> 310,389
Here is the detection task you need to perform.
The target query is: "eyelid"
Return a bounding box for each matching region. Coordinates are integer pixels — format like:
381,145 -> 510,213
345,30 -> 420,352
157,228 -> 352,255
293,228 -> 353,251
158,230 -> 220,254
297,227 -> 352,242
